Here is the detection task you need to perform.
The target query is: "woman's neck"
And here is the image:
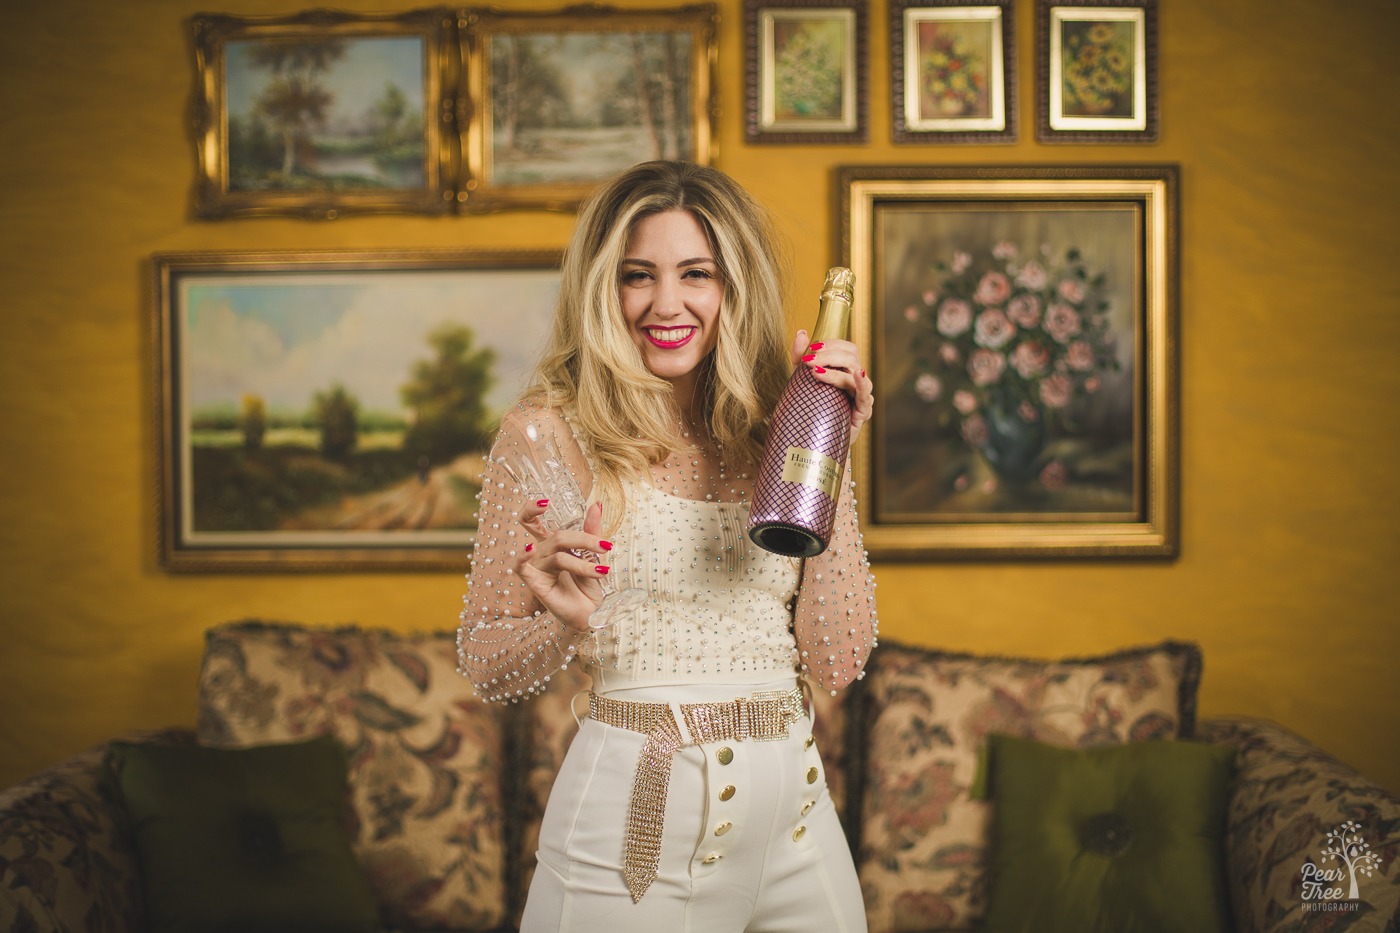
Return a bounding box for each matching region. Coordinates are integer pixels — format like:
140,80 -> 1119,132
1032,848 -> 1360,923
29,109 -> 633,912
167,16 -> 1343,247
667,371 -> 699,417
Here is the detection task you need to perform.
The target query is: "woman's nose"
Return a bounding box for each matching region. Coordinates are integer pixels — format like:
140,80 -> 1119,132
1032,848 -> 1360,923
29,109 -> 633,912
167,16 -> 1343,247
653,275 -> 681,316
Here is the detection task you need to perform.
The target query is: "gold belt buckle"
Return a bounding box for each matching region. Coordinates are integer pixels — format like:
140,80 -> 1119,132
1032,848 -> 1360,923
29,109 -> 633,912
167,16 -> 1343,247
747,688 -> 802,742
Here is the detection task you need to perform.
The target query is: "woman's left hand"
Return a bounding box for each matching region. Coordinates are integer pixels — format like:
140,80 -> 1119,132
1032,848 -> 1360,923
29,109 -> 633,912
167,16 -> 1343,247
791,330 -> 874,439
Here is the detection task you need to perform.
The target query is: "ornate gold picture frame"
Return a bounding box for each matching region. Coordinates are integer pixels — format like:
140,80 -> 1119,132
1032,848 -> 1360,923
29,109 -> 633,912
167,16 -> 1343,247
839,164 -> 1179,559
192,9 -> 460,219
153,249 -> 562,572
459,4 -> 718,213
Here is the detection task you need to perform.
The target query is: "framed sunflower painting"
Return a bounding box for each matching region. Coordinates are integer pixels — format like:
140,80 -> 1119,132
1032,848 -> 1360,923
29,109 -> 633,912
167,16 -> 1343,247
1036,0 -> 1158,142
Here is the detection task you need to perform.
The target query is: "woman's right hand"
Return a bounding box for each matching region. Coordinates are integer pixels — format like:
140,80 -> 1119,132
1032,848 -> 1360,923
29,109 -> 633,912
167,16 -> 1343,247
514,499 -> 612,632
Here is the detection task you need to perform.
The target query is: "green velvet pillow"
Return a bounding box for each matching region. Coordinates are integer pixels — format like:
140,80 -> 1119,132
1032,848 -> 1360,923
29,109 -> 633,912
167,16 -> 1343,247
980,734 -> 1235,933
106,735 -> 382,933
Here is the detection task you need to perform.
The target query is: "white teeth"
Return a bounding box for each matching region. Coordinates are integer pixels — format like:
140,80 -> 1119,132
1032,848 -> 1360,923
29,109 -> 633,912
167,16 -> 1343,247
648,327 -> 694,342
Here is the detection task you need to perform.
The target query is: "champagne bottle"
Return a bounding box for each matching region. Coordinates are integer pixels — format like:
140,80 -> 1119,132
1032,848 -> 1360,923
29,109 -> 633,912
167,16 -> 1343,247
748,267 -> 855,557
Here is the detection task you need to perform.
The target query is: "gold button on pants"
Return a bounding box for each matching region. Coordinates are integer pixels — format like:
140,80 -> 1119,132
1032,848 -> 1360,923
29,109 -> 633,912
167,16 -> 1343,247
519,680 -> 868,932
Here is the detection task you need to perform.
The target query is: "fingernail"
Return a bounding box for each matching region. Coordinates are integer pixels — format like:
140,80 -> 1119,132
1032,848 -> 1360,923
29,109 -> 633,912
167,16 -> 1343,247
809,342 -> 824,350
814,366 -> 827,374
536,498 -> 549,508
524,543 -> 533,553
801,354 -> 816,362
860,369 -> 866,378
599,540 -> 614,551
595,565 -> 610,575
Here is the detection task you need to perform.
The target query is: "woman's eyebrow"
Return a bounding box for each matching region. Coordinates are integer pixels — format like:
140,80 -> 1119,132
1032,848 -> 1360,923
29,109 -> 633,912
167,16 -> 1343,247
619,257 -> 716,267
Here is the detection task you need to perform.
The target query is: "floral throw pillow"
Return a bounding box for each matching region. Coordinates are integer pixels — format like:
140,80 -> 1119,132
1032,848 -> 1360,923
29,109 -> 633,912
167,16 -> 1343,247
855,640 -> 1201,932
196,621 -> 508,932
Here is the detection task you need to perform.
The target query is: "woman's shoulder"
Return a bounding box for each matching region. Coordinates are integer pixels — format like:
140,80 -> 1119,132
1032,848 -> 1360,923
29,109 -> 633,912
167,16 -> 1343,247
495,396 -> 591,465
499,395 -> 570,433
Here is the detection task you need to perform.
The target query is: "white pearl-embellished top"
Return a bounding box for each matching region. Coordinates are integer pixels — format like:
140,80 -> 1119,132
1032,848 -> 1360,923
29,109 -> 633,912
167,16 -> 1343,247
457,402 -> 878,703
584,481 -> 801,692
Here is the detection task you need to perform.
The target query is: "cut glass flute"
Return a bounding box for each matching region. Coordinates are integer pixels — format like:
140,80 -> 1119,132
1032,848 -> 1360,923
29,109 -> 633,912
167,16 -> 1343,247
497,422 -> 648,630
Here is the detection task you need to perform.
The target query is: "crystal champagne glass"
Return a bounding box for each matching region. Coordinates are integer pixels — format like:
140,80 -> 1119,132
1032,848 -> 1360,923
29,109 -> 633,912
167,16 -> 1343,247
497,422 -> 647,630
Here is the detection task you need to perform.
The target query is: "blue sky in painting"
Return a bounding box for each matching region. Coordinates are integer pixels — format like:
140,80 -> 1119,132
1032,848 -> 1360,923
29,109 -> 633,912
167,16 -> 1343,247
188,282 -> 356,347
180,271 -> 560,418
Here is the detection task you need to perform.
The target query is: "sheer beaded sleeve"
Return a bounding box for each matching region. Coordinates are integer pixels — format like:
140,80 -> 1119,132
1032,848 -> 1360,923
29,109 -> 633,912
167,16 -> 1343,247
792,464 -> 879,695
456,404 -> 593,704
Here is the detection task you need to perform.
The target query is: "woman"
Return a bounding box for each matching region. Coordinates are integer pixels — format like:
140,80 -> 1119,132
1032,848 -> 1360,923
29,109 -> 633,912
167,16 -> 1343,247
458,161 -> 877,932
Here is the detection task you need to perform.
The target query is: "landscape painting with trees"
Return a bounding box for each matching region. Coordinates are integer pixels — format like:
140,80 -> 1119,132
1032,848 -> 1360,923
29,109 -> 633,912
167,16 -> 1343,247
192,9 -> 455,218
225,34 -> 427,192
463,6 -> 716,209
156,252 -> 561,569
486,30 -> 694,186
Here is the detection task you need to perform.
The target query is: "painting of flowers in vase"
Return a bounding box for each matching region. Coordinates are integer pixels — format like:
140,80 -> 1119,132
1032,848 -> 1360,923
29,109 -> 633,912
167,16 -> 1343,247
914,18 -> 993,121
892,1 -> 1013,141
878,203 -> 1139,521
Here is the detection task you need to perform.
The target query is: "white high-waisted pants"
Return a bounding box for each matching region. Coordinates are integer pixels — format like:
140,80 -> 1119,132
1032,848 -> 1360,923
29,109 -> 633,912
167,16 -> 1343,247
519,679 -> 867,933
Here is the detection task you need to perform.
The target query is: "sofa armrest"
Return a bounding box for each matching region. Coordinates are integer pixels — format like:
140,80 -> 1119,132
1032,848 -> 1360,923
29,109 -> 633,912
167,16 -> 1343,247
1198,716 -> 1399,933
0,729 -> 195,933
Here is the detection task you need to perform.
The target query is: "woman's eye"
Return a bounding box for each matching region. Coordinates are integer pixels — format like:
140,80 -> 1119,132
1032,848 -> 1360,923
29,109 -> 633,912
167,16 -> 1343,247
684,268 -> 715,281
622,270 -> 652,284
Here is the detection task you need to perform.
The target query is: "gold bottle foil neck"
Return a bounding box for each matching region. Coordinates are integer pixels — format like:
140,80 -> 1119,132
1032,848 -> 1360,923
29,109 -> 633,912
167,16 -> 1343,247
811,267 -> 854,344
819,267 -> 855,305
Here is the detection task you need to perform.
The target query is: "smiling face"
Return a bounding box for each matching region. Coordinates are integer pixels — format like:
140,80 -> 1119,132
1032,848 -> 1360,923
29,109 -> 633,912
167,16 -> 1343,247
619,209 -> 724,401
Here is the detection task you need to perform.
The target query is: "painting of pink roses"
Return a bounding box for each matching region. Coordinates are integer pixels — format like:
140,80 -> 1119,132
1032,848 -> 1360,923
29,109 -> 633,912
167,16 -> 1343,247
841,165 -> 1177,558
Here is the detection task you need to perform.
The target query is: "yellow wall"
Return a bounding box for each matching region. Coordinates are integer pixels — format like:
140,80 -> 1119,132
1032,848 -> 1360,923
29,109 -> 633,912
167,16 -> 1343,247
2,0 -> 1397,792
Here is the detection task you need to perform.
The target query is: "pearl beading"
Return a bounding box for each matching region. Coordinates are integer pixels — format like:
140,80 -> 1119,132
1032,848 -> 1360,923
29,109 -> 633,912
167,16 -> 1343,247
457,402 -> 879,703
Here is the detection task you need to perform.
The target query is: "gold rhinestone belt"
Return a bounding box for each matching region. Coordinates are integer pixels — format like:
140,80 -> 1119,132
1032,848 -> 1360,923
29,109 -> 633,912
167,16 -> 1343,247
587,687 -> 806,902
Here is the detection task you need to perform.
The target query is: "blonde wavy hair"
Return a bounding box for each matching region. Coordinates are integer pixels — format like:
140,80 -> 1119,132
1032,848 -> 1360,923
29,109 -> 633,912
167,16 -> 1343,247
524,160 -> 792,527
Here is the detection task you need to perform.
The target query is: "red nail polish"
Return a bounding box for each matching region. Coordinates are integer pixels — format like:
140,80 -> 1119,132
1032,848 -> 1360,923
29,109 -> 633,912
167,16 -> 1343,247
537,498 -> 550,508
801,354 -> 816,362
814,366 -> 827,374
599,540 -> 614,551
860,369 -> 866,378
524,543 -> 533,553
809,342 -> 824,350
595,565 -> 610,575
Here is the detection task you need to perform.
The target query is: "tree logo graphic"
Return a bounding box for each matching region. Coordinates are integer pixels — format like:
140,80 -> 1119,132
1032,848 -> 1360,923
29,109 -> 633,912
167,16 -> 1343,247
1302,820 -> 1382,911
1322,821 -> 1382,899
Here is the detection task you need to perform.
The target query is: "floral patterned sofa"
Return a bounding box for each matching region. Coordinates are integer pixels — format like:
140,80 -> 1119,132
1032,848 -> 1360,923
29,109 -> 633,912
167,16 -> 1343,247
2,620 -> 1396,933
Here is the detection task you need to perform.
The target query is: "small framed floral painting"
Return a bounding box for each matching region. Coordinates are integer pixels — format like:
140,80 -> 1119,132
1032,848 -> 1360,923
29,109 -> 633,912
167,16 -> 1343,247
744,0 -> 868,143
153,248 -> 562,572
192,9 -> 460,219
838,164 -> 1179,559
459,4 -> 717,212
1036,0 -> 1158,142
890,0 -> 1015,144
